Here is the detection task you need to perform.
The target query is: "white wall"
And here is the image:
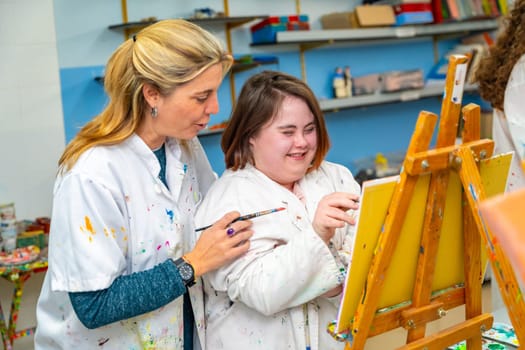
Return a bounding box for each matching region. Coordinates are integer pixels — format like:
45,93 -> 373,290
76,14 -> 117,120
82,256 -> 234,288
0,0 -> 64,219
52,0 -> 357,67
0,2 -> 62,347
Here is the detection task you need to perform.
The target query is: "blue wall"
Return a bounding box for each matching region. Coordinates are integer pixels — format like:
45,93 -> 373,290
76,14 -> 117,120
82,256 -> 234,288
60,66 -> 106,142
57,38 -> 464,175
55,1 -> 487,176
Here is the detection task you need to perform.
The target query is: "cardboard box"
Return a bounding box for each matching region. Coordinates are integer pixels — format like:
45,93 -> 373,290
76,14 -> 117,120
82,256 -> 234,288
320,12 -> 355,29
353,73 -> 382,95
381,69 -> 424,92
355,5 -> 396,27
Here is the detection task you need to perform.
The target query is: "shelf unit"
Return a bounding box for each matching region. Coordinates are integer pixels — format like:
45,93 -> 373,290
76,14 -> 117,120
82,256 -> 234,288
251,18 -> 498,81
197,18 -> 498,136
198,82 -> 479,136
258,18 -> 499,46
108,0 -> 273,107
107,1 -> 498,138
319,83 -> 478,112
94,57 -> 279,84
245,18 -> 499,117
108,15 -> 268,40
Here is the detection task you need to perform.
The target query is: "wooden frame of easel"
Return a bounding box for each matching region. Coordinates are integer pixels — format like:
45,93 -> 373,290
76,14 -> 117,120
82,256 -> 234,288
340,55 -> 525,350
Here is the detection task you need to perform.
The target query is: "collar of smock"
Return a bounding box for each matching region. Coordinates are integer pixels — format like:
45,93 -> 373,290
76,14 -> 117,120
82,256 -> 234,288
124,134 -> 183,173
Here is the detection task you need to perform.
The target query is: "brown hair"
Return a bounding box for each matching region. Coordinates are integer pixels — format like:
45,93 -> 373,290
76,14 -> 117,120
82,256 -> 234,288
59,19 -> 233,172
475,0 -> 525,110
222,70 -> 330,172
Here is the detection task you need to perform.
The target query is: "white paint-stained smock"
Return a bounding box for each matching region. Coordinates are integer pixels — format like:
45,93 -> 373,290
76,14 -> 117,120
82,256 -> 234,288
493,53 -> 525,192
490,54 -> 525,311
35,134 -> 215,349
194,161 -> 361,350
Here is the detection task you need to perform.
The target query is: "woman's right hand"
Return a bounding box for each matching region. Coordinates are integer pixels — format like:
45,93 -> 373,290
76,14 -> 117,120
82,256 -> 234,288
312,192 -> 360,244
184,211 -> 253,278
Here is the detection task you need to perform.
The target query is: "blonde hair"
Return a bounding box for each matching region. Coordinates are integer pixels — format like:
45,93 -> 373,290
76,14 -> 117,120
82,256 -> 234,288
59,19 -> 233,172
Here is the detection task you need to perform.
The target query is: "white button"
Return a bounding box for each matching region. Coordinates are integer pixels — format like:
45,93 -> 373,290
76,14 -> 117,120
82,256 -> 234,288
154,184 -> 162,194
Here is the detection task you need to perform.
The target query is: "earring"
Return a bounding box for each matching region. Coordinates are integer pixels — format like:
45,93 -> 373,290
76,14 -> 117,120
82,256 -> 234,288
151,106 -> 158,118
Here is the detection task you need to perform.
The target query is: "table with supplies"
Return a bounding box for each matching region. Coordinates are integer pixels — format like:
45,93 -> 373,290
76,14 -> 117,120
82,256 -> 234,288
0,246 -> 47,350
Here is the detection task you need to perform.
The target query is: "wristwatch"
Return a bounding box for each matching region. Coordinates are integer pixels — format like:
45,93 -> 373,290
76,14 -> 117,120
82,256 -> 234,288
173,257 -> 196,287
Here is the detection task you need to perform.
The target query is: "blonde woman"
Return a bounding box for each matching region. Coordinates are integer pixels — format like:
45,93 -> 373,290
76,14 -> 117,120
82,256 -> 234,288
35,20 -> 253,350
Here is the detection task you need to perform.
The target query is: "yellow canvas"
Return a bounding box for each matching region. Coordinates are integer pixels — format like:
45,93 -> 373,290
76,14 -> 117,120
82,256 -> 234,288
335,152 -> 512,333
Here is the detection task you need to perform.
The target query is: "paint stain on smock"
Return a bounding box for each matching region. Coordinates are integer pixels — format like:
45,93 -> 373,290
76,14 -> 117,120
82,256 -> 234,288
80,216 -> 96,242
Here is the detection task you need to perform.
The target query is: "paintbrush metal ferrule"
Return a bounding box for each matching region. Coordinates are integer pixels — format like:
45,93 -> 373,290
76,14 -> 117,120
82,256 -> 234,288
195,207 -> 286,232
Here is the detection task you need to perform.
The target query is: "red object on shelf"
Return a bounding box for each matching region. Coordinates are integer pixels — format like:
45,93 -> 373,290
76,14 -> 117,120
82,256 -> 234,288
393,3 -> 433,13
286,21 -> 310,30
250,16 -> 281,32
26,217 -> 50,235
35,217 -> 50,233
250,14 -> 309,32
250,14 -> 310,44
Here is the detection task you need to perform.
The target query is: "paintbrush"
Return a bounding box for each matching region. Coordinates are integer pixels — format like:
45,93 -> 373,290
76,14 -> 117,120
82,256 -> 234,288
195,207 -> 286,232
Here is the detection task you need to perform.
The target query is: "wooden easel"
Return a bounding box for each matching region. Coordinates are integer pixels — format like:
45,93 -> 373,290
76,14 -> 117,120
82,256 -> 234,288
341,55 -> 525,350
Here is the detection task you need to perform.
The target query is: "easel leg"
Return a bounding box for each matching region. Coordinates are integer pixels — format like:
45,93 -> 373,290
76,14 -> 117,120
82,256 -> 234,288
455,146 -> 525,344
406,168 -> 451,343
462,198 -> 484,350
461,104 -> 484,350
348,111 -> 438,350
406,56 -> 471,344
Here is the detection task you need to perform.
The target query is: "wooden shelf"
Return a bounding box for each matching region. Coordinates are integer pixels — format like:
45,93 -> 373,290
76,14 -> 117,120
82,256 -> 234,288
108,15 -> 268,32
251,19 -> 499,48
198,83 -> 479,136
94,56 -> 278,83
320,83 -> 479,112
232,57 -> 278,73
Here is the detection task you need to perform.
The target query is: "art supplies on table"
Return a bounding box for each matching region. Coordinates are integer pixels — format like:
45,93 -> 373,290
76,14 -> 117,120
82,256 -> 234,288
483,322 -> 520,348
448,322 -> 519,349
0,245 -> 40,266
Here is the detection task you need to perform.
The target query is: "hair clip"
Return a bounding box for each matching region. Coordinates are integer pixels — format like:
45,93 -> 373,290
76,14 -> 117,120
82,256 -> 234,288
132,35 -> 137,42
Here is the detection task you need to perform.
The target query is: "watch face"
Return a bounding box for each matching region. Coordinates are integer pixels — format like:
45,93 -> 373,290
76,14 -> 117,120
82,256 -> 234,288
174,258 -> 195,287
179,263 -> 194,281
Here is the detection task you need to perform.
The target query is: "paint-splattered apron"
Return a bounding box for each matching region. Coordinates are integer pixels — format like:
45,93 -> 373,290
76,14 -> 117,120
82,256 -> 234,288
35,135 -> 214,349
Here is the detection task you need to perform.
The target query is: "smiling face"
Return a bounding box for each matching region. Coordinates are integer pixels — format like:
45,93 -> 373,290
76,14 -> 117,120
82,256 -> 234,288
249,95 -> 317,191
138,63 -> 224,148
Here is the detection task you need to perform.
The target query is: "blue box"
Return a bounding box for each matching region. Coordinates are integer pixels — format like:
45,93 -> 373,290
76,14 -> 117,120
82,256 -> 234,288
251,23 -> 287,44
395,11 -> 434,25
